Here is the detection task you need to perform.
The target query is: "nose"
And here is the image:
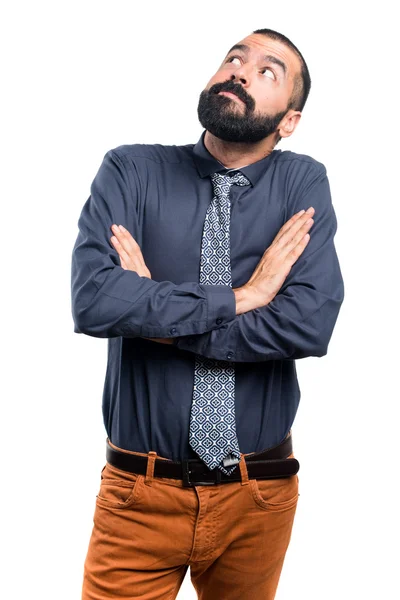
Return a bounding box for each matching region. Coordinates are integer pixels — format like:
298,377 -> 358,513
230,63 -> 252,87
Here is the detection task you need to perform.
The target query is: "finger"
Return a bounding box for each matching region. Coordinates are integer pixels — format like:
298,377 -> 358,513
112,225 -> 147,267
286,218 -> 314,251
278,219 -> 313,265
274,210 -> 306,241
285,232 -> 311,267
110,235 -> 123,253
112,225 -> 142,254
110,236 -> 132,265
274,210 -> 315,248
266,217 -> 313,275
111,234 -> 130,262
118,226 -> 151,272
275,208 -> 315,244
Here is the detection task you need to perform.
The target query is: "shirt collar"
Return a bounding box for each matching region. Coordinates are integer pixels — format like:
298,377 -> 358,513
192,129 -> 281,187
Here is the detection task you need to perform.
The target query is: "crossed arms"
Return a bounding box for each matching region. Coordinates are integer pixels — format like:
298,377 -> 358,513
71,149 -> 344,362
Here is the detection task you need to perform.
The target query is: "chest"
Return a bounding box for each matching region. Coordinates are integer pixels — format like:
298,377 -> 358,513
135,167 -> 287,287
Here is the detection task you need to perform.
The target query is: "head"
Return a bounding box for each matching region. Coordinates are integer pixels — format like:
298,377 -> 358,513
197,29 -> 311,146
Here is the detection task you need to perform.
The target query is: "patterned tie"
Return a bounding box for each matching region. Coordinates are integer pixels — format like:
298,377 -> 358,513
189,170 -> 251,475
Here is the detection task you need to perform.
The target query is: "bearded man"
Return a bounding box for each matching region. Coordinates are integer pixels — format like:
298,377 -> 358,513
71,27 -> 344,600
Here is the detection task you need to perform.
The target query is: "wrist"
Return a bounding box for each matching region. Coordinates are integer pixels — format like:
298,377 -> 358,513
234,285 -> 273,314
233,286 -> 254,315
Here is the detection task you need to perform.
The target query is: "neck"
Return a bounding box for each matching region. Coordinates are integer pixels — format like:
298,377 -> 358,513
204,131 -> 277,169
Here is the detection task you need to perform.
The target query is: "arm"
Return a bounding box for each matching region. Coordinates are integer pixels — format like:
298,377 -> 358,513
175,166 -> 345,362
71,149 -> 236,338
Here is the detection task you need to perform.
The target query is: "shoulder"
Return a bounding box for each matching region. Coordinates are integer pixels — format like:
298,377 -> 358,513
106,141 -> 194,167
274,150 -> 328,200
276,149 -> 326,178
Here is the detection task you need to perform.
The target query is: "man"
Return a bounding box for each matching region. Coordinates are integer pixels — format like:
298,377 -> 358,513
71,28 -> 344,600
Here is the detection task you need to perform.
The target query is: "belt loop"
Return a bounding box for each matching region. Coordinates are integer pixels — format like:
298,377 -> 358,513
145,451 -> 157,486
239,453 -> 249,486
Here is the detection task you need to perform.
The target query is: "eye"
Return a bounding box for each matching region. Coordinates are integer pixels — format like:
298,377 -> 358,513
226,56 -> 241,65
261,67 -> 275,80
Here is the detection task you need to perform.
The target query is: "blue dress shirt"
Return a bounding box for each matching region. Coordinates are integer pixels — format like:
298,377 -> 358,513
71,130 -> 344,461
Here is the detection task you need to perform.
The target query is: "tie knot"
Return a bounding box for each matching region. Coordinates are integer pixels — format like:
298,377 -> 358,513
211,171 -> 250,196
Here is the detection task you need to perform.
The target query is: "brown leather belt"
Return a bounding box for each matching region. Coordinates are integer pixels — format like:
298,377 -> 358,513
105,434 -> 300,487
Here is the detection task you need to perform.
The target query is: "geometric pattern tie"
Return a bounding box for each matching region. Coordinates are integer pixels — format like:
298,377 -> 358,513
188,170 -> 251,475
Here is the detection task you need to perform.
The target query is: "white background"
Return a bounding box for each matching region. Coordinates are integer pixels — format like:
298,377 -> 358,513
2,1 -> 399,598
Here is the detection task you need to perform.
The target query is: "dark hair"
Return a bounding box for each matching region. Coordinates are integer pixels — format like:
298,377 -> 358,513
252,28 -> 311,112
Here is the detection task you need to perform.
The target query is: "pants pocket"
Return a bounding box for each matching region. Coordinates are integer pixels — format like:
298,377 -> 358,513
249,452 -> 299,512
95,462 -> 143,509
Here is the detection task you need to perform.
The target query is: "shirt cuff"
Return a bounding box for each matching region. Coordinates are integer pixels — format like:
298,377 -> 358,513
203,284 -> 236,330
174,284 -> 236,350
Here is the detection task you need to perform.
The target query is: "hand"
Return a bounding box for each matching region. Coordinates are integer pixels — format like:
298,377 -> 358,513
110,224 -> 152,278
234,207 -> 315,314
110,224 -> 173,345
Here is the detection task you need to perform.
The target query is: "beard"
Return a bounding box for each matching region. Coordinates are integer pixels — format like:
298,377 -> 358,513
197,79 -> 288,143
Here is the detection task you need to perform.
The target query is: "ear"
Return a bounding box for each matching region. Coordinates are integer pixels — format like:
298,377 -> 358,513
277,110 -> 302,139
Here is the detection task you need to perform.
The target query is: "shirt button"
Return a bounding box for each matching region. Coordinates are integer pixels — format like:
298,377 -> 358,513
216,317 -> 223,325
170,328 -> 177,335
226,351 -> 234,360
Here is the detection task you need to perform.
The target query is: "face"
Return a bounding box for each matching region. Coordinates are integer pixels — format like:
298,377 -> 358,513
197,33 -> 302,144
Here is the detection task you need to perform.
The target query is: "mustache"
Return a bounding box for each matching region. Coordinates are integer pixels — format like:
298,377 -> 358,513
207,80 -> 255,111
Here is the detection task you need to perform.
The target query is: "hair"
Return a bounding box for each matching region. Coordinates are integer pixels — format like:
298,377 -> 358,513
252,28 -> 311,113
